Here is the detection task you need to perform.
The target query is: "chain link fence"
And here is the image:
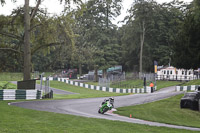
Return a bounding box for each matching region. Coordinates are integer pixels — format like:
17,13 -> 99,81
98,72 -> 126,88
98,78 -> 110,88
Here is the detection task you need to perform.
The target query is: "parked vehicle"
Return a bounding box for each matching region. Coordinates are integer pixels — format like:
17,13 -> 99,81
98,98 -> 114,114
180,91 -> 200,110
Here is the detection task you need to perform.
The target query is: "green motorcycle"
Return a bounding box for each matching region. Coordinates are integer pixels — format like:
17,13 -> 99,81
98,98 -> 114,114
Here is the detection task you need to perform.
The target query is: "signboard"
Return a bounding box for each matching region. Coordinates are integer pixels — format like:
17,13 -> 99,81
154,61 -> 158,73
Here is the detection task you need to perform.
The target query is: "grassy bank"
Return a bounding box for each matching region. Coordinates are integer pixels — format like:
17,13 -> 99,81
49,81 -> 127,99
0,73 -> 23,81
115,94 -> 200,128
181,79 -> 200,86
86,80 -> 181,91
0,101 -> 195,133
155,81 -> 181,90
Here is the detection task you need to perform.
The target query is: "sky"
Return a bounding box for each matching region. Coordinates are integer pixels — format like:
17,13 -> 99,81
0,0 -> 193,26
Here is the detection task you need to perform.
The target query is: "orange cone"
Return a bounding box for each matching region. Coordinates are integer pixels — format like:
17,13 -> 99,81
130,114 -> 132,118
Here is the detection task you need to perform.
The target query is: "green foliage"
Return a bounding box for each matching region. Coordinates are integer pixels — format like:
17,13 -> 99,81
120,0 -> 185,72
172,0 -> 200,69
0,12 -> 24,72
73,0 -> 122,74
115,94 -> 200,128
0,1 -> 81,73
1,0 -> 199,74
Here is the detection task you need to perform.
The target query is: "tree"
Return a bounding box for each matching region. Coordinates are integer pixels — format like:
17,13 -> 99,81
120,0 -> 185,72
73,0 -> 122,79
122,0 -> 157,72
127,0 -> 158,73
172,0 -> 200,69
0,0 -> 82,80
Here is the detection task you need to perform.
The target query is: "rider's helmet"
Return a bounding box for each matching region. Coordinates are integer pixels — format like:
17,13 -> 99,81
109,97 -> 114,104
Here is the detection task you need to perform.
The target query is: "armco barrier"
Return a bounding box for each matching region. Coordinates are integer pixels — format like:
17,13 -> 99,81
176,85 -> 199,92
55,77 -> 153,93
0,89 -> 42,100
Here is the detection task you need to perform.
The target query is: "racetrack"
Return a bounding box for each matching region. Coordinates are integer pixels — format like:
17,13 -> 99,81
10,86 -> 200,131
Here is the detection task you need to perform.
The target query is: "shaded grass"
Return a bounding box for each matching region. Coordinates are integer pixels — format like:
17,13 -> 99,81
0,101 -> 195,133
181,79 -> 200,86
115,94 -> 200,128
0,72 -> 54,81
0,72 -> 23,81
0,81 -> 17,89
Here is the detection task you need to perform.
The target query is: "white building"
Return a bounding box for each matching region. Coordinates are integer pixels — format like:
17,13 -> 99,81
157,66 -> 197,81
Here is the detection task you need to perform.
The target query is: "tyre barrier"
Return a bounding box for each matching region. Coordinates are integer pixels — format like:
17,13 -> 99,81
56,78 -> 155,93
0,89 -> 42,100
176,85 -> 200,92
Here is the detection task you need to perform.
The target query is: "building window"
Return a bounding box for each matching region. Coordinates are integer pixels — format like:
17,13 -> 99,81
170,71 -> 172,75
164,70 -> 166,74
182,71 -> 184,75
167,70 -> 169,75
189,71 -> 191,75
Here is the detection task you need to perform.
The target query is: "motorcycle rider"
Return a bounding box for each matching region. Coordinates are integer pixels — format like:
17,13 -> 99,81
101,97 -> 114,108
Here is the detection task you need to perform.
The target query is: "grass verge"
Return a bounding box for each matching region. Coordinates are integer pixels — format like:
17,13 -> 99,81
155,81 -> 181,90
86,80 -> 181,91
0,81 -> 17,89
181,79 -> 200,86
0,72 -> 54,81
0,101 -> 195,133
114,94 -> 200,128
0,73 -> 23,81
49,81 -> 127,99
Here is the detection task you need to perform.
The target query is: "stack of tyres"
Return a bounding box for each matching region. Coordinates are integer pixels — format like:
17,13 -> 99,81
180,92 -> 200,111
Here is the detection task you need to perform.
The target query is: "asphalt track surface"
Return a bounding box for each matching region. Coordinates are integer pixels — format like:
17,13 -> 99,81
11,86 -> 200,131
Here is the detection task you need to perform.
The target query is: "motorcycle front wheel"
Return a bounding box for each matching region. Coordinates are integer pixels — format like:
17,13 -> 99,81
98,109 -> 101,113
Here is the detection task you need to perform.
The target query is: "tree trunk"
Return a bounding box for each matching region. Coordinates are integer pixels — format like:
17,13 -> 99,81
94,67 -> 98,82
78,63 -> 82,76
139,20 -> 145,73
23,0 -> 31,80
103,69 -> 107,79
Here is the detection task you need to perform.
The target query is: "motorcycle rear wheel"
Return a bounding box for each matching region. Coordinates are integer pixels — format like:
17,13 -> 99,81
102,108 -> 108,114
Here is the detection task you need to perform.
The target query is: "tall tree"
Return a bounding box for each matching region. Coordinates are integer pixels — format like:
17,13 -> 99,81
73,0 -> 122,79
172,0 -> 200,69
120,0 -> 185,72
123,0 -> 157,72
127,0 -> 156,73
24,0 -> 31,80
0,0 -> 82,80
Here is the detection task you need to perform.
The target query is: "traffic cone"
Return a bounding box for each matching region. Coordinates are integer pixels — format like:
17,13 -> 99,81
130,114 -> 132,118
